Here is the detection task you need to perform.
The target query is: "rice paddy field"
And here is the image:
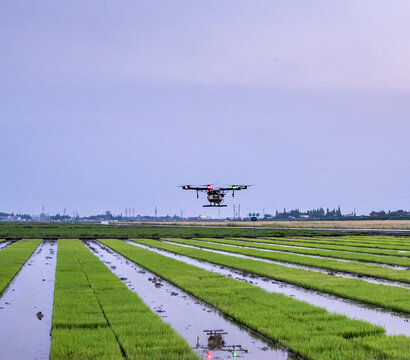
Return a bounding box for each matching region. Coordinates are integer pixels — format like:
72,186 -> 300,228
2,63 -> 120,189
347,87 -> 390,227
0,224 -> 409,359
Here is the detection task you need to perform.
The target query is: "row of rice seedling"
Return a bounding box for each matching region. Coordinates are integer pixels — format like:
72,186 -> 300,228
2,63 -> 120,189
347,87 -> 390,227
163,238 -> 410,284
263,236 -> 410,251
132,239 -> 410,313
100,239 -> 410,360
194,237 -> 410,267
305,235 -> 410,246
51,239 -> 200,360
0,239 -> 41,295
231,237 -> 410,257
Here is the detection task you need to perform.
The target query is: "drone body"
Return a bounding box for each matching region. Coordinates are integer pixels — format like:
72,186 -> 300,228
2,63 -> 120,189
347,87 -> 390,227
180,184 -> 250,207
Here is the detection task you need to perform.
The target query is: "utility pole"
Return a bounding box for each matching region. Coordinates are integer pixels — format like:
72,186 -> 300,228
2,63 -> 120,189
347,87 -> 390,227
155,206 -> 157,218
233,205 -> 236,219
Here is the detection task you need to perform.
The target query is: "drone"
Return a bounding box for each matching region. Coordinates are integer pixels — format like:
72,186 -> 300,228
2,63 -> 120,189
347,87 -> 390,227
180,184 -> 251,207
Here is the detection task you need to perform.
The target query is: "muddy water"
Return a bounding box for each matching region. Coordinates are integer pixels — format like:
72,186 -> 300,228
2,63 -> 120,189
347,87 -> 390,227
0,240 -> 13,251
127,241 -> 410,337
85,241 -> 296,360
0,241 -> 57,360
196,240 -> 408,270
163,240 -> 409,289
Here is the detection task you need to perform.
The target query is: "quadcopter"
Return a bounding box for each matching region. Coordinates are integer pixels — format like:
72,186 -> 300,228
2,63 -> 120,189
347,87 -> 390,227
180,184 -> 251,207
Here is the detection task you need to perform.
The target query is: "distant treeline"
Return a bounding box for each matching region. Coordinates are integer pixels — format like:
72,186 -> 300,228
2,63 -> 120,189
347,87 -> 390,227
264,207 -> 410,221
1,208 -> 410,222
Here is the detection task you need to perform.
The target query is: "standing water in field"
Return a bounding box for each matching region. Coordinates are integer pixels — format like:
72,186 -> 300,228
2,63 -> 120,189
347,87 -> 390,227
85,240 -> 298,360
0,240 -> 13,251
163,240 -> 409,289
0,241 -> 57,360
196,239 -> 409,270
128,240 -> 410,337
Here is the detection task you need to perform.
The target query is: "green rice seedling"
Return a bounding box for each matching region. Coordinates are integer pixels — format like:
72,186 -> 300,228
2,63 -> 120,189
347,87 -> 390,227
101,238 -> 410,360
51,327 -> 124,360
230,237 -> 410,257
0,239 -> 41,295
131,238 -> 410,313
51,239 -> 200,360
262,236 -> 410,251
191,238 -> 410,267
192,237 -> 410,267
162,238 -> 410,284
302,235 -> 410,247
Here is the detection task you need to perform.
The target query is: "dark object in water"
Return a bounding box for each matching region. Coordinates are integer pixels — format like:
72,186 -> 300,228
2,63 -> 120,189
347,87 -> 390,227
208,333 -> 225,350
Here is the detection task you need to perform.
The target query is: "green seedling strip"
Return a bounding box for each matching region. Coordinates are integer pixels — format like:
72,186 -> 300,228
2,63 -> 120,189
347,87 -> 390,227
193,238 -> 410,267
164,238 -> 410,284
51,239 -> 200,360
0,239 -> 41,295
230,237 -> 410,257
133,239 -> 410,313
101,239 -> 410,360
263,237 -> 410,251
299,235 -> 410,246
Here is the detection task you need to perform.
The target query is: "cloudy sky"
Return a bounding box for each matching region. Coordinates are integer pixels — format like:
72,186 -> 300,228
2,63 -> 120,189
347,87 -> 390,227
1,1 -> 409,217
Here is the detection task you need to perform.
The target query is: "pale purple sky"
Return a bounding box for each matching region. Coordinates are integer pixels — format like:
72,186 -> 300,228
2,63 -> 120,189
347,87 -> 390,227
1,1 -> 409,217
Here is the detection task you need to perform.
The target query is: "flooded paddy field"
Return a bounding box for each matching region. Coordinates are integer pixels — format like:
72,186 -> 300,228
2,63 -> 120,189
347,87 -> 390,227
126,240 -> 410,336
160,239 -> 410,288
0,226 -> 409,360
85,240 -> 295,360
0,240 -> 56,360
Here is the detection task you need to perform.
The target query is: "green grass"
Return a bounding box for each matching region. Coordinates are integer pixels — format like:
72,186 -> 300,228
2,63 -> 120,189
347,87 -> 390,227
132,239 -> 410,313
51,239 -> 200,360
164,238 -> 410,284
100,238 -> 410,360
231,237 -> 410,257
0,239 -> 41,295
194,237 -> 410,267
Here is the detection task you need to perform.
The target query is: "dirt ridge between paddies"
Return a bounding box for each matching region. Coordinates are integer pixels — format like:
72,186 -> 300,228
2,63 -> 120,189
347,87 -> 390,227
100,238 -> 410,360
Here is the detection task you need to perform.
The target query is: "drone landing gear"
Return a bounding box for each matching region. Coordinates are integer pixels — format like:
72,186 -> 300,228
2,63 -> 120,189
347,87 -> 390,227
203,205 -> 227,207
